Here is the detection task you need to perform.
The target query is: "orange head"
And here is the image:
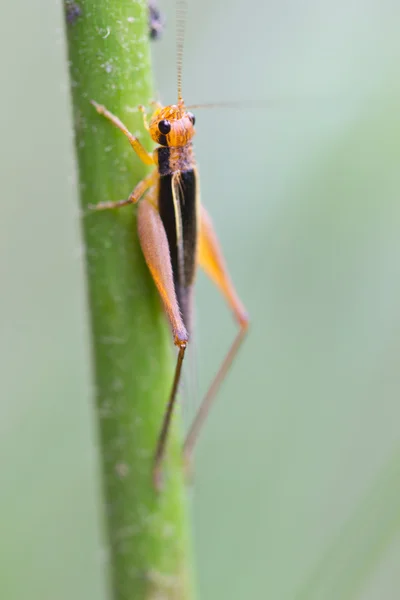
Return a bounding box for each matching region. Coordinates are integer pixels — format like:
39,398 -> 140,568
149,100 -> 195,147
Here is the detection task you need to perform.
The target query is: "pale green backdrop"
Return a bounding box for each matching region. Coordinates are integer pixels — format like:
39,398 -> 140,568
1,1 -> 400,599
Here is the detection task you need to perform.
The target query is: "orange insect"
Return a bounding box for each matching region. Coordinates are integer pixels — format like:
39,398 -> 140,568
90,0 -> 249,487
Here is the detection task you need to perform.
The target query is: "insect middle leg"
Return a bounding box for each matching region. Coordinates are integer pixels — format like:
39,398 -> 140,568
137,193 -> 189,489
89,171 -> 158,211
183,205 -> 249,463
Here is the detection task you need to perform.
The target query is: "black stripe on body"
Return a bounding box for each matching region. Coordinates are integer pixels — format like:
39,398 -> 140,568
158,170 -> 197,331
157,146 -> 171,176
156,144 -> 195,176
158,133 -> 168,147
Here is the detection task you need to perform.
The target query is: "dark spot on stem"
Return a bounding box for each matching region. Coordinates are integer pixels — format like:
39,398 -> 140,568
65,1 -> 82,25
148,0 -> 164,40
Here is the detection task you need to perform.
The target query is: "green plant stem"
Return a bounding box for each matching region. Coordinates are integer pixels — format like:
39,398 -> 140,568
64,1 -> 194,598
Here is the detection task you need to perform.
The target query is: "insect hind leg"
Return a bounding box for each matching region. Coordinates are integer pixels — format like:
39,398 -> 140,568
183,204 -> 249,465
137,194 -> 189,490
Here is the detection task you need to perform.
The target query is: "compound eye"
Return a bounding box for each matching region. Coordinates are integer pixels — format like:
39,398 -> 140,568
158,119 -> 171,134
187,112 -> 196,125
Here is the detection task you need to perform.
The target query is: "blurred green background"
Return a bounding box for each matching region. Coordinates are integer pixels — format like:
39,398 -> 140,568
1,0 -> 400,599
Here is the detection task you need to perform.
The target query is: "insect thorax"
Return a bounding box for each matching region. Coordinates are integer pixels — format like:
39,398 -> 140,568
156,143 -> 195,177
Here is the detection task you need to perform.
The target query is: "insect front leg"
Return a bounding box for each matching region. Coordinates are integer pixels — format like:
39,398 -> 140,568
137,194 -> 189,490
138,101 -> 163,132
91,100 -> 154,166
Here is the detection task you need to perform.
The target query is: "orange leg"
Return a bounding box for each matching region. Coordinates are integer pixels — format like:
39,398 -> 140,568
138,101 -> 163,131
138,105 -> 151,132
137,191 -> 189,489
91,100 -> 154,166
183,205 -> 249,461
89,100 -> 158,211
89,171 -> 158,211
138,100 -> 162,132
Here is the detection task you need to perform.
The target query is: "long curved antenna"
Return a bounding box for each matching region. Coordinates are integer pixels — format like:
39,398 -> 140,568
186,98 -> 299,110
185,98 -> 304,110
186,101 -> 255,110
186,92 -> 352,111
186,98 -> 295,110
176,0 -> 188,102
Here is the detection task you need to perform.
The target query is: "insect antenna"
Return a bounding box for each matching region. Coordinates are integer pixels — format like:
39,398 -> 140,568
186,101 -> 258,110
176,0 -> 188,102
185,98 -> 303,110
186,92 -> 354,111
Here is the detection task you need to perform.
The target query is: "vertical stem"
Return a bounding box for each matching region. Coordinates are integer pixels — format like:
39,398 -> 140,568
64,1 -> 194,598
